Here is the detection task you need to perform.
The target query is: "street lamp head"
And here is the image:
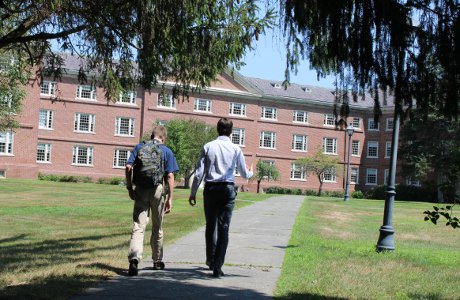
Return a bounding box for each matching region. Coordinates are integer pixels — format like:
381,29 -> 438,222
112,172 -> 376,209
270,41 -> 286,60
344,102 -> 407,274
346,123 -> 355,137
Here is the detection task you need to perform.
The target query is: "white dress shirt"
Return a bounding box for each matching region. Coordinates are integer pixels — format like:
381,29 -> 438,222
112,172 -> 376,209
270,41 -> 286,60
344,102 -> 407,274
190,135 -> 253,197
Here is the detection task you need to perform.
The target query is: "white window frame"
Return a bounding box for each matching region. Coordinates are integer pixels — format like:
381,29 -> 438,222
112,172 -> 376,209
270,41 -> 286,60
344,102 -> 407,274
157,93 -> 176,109
322,168 -> 336,182
37,143 -> 52,163
0,170 -> 5,178
261,106 -> 277,120
351,140 -> 360,156
324,114 -> 335,126
290,163 -> 307,181
0,131 -> 14,155
367,141 -> 379,158
229,103 -> 246,116
113,149 -> 131,168
293,110 -> 308,123
366,168 -> 378,185
76,85 -> 96,100
292,134 -> 307,152
72,145 -> 93,166
352,117 -> 361,129
350,167 -> 359,184
118,91 -> 136,105
231,128 -> 245,146
384,169 -> 389,185
385,141 -> 392,158
259,131 -> 276,149
368,119 -> 379,131
194,98 -> 212,112
386,118 -> 394,131
74,113 -> 96,133
115,117 -> 135,136
406,176 -> 421,187
323,137 -> 338,155
39,109 -> 53,130
40,81 -> 56,96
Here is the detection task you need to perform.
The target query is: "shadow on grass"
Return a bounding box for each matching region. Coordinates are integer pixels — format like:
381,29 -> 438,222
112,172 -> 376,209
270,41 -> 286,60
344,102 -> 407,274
275,293 -> 347,300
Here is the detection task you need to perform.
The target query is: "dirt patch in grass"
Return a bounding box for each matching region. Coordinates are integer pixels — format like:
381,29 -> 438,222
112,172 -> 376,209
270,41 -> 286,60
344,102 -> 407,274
319,226 -> 354,239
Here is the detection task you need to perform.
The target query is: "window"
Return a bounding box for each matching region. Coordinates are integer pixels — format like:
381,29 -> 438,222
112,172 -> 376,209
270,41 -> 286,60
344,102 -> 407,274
323,138 -> 337,154
113,149 -> 131,168
384,169 -> 389,185
0,94 -> 15,113
324,114 -> 335,126
0,131 -> 14,155
350,167 -> 359,184
292,134 -> 307,152
0,170 -> 5,178
386,118 -> 394,131
194,98 -> 212,112
37,143 -> 51,163
351,140 -> 360,156
323,168 -> 336,182
367,141 -> 379,158
157,120 -> 168,126
352,117 -> 361,129
115,117 -> 134,136
290,163 -> 307,180
72,146 -> 93,166
229,103 -> 246,116
39,110 -> 53,129
259,131 -> 276,149
366,169 -> 378,185
385,141 -> 392,158
406,176 -> 421,186
40,81 -> 56,96
261,107 -> 277,119
74,113 -> 95,133
118,91 -> 136,105
368,119 -> 379,131
231,128 -> 245,146
293,110 -> 308,123
76,85 -> 96,100
157,93 -> 175,108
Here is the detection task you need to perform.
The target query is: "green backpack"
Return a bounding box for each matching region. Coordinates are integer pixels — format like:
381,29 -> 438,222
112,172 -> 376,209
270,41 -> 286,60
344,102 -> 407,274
133,141 -> 164,187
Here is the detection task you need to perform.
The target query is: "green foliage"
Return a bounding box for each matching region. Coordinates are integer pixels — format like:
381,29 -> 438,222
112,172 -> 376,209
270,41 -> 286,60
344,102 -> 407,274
296,148 -> 342,196
164,118 -> 216,186
97,177 -> 125,185
364,184 -> 437,202
424,203 -> 459,229
351,190 -> 365,199
253,160 -> 280,193
282,1 -> 460,122
265,186 -> 342,198
38,173 -> 92,183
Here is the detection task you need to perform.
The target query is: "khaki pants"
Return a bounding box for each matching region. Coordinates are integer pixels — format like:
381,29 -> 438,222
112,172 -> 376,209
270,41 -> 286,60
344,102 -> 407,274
128,184 -> 165,263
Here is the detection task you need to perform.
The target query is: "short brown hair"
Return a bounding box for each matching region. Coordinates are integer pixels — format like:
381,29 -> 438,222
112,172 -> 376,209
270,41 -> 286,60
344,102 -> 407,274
151,125 -> 167,141
217,118 -> 233,136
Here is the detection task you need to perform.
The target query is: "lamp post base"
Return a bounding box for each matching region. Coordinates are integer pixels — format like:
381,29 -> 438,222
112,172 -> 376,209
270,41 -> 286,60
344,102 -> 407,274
376,225 -> 395,252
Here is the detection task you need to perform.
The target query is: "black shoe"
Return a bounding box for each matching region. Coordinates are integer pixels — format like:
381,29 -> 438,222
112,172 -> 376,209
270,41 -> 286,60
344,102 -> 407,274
128,260 -> 138,276
153,261 -> 165,270
213,267 -> 224,278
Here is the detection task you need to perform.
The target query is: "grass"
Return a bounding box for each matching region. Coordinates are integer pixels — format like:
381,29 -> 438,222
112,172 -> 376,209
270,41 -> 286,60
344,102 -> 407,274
0,179 -> 270,299
275,196 -> 460,300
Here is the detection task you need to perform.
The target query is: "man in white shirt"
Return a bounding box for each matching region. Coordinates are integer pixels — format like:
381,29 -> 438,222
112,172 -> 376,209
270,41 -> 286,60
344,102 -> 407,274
189,118 -> 253,277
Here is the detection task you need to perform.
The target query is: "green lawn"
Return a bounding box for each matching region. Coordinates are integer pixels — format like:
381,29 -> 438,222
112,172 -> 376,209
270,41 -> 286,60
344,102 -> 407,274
0,179 -> 270,299
275,196 -> 460,300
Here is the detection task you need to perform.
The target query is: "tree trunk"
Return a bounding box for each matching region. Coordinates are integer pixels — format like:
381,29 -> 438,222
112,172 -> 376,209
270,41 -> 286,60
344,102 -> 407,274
257,180 -> 261,193
317,175 -> 323,196
184,169 -> 194,189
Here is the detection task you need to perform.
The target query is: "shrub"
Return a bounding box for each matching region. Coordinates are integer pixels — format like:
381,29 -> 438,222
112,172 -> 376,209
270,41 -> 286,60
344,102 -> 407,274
109,177 -> 124,185
304,189 -> 318,196
38,173 -> 60,182
37,173 -> 92,183
351,190 -> 365,199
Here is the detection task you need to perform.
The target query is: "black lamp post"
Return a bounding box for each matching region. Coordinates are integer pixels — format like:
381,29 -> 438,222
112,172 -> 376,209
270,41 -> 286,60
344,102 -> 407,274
344,123 -> 354,202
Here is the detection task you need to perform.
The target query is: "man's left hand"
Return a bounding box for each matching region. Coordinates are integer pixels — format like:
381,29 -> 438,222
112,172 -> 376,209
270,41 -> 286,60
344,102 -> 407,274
164,199 -> 172,213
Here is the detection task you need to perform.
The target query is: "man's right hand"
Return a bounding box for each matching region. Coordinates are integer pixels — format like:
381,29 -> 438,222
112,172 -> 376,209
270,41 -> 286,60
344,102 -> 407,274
128,188 -> 136,201
188,196 -> 196,206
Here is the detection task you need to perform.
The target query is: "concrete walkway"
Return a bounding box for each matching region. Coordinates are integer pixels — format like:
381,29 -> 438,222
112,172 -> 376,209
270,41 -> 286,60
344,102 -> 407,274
74,195 -> 304,300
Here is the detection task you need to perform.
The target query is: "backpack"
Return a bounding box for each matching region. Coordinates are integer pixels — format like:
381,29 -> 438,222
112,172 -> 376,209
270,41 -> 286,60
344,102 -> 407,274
133,141 -> 164,187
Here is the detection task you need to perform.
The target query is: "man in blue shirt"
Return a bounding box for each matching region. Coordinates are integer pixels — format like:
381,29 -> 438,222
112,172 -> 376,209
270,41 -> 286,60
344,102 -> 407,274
189,118 -> 253,277
126,125 -> 179,276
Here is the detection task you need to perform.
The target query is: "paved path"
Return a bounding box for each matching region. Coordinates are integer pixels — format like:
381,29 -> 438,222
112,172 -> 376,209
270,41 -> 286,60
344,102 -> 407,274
74,195 -> 304,300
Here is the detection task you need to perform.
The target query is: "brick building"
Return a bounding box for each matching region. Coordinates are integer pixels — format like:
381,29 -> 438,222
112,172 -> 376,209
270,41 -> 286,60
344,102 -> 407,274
0,54 -> 396,193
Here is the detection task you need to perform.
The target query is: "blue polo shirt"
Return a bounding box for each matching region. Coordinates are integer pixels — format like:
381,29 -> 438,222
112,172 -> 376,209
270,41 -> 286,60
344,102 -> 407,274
127,141 -> 179,174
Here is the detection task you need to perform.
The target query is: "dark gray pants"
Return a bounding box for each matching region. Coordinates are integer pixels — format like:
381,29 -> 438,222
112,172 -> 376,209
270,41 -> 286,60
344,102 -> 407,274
203,182 -> 236,269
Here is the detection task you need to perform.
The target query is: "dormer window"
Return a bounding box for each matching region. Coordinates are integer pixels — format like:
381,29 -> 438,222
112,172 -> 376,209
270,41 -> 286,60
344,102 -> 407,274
271,82 -> 281,89
301,87 -> 312,92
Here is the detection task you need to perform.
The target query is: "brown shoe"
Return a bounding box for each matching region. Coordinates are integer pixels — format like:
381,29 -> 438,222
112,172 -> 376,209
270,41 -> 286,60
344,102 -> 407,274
153,261 -> 165,270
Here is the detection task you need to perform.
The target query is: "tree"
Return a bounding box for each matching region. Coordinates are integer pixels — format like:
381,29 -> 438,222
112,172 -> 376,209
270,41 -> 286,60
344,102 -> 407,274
253,160 -> 280,193
281,0 -> 459,120
296,148 -> 342,196
163,118 -> 216,188
0,1 -> 274,128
